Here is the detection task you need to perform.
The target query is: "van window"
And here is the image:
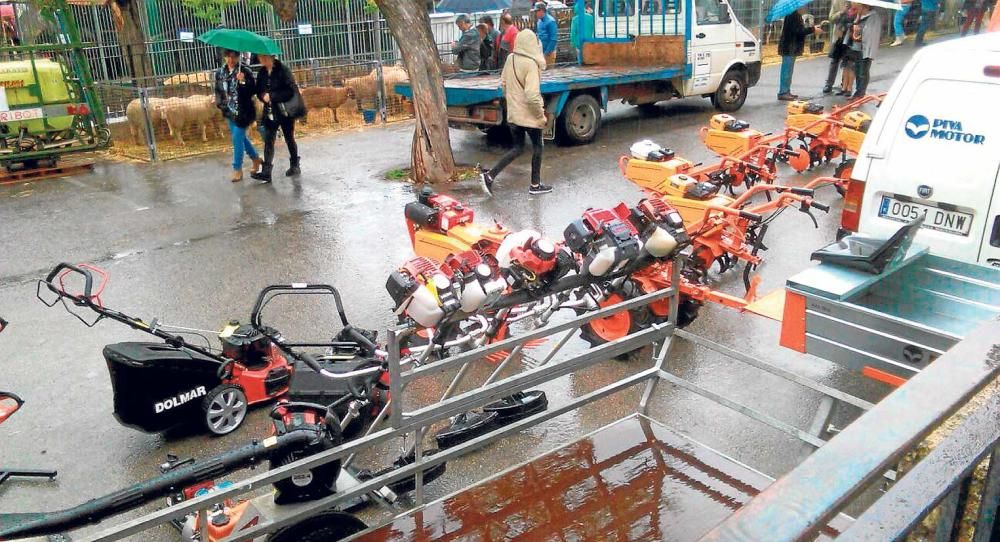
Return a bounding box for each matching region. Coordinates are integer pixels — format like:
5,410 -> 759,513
640,0 -> 675,14
696,0 -> 731,24
599,0 -> 635,16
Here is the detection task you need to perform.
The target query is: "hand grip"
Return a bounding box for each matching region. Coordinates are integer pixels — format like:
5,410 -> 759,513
739,210 -> 763,222
344,325 -> 378,355
44,263 -> 94,300
811,201 -> 831,213
297,351 -> 325,374
788,187 -> 815,196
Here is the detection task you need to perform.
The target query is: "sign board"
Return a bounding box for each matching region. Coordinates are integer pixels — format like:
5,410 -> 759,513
179,31 -> 194,43
0,88 -> 8,112
297,23 -> 313,35
0,108 -> 44,122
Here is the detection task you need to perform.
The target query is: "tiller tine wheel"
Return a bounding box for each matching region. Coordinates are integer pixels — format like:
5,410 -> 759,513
484,338 -> 548,364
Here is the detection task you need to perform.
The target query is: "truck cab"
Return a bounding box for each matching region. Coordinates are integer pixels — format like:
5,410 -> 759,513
844,33 -> 1000,268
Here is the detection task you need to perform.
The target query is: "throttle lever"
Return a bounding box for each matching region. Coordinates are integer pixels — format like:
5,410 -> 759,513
799,202 -> 820,228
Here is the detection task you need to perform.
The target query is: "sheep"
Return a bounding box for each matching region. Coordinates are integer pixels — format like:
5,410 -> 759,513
155,95 -> 223,145
300,85 -> 354,123
342,65 -> 409,113
125,97 -> 167,146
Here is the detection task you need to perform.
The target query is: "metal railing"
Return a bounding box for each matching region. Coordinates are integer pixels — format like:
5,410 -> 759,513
702,317 -> 1000,541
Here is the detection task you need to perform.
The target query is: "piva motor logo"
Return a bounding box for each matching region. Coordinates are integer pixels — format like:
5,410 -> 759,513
905,114 -> 985,144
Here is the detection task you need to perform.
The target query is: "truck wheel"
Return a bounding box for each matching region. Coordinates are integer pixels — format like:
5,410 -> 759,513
711,69 -> 748,112
557,94 -> 601,145
268,511 -> 367,542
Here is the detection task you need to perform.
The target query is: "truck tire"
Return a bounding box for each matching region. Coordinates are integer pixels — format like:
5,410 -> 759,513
557,94 -> 601,145
711,69 -> 748,112
268,511 -> 367,542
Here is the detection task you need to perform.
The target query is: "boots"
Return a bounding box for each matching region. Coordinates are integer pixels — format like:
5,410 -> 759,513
285,157 -> 301,177
251,157 -> 263,175
231,169 -> 243,183
251,163 -> 273,183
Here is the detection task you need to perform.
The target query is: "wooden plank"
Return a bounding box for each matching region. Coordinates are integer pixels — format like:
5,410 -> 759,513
583,35 -> 685,67
0,161 -> 94,186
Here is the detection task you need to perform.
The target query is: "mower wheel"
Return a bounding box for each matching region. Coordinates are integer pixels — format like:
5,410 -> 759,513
711,68 -> 748,112
268,511 -> 367,542
201,385 -> 248,436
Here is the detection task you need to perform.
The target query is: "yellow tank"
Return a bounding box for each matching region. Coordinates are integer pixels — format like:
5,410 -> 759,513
667,194 -> 734,228
0,59 -> 75,133
623,155 -> 695,194
703,114 -> 762,156
838,111 -> 872,154
785,100 -> 824,115
842,110 -> 871,132
413,223 -> 509,263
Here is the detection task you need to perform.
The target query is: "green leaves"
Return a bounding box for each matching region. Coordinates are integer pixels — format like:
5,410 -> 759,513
179,0 -> 237,23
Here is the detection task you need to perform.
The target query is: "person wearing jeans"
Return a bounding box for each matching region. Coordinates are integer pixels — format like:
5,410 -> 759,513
891,0 -> 913,45
777,8 -> 819,100
479,30 -> 552,196
852,4 -> 881,97
914,0 -> 939,46
213,49 -> 260,182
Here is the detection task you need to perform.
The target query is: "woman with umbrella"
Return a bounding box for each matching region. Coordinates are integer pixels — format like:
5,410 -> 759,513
213,49 -> 261,183
252,53 -> 303,182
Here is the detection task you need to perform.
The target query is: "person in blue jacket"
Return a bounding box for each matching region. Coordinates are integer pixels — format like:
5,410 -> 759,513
533,2 -> 558,67
914,0 -> 940,46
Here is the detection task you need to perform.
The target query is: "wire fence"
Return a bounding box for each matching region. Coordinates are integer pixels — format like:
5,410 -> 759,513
77,0 -> 963,161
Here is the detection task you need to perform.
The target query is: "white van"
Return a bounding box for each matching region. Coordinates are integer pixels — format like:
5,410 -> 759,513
843,33 -> 1000,268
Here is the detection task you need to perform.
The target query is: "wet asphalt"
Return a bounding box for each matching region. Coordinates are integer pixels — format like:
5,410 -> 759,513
0,42 -> 927,540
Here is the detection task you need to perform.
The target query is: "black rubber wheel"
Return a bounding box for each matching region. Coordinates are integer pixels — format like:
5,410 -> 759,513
835,158 -> 856,187
268,511 -> 367,542
201,384 -> 248,436
557,93 -> 601,145
711,69 -> 748,112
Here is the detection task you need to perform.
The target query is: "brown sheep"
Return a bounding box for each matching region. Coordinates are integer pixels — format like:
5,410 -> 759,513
125,97 -> 167,146
300,86 -> 353,123
342,65 -> 409,113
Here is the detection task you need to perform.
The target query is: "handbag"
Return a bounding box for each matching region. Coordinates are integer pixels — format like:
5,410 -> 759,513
277,89 -> 306,119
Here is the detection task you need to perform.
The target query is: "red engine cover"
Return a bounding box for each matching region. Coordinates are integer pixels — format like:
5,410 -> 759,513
428,194 -> 474,231
637,194 -> 681,221
582,207 -> 639,236
509,238 -> 558,276
399,256 -> 452,284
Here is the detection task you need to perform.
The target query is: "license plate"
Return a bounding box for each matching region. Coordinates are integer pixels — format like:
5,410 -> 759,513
878,196 -> 973,236
0,108 -> 43,122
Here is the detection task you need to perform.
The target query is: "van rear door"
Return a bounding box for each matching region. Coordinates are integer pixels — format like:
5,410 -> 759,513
858,66 -> 1000,264
980,169 -> 1000,268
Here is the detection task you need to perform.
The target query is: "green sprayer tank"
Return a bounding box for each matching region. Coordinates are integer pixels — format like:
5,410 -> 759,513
0,59 -> 75,133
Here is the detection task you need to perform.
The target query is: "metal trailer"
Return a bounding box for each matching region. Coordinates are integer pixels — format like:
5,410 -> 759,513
395,1 -> 762,145
779,244 -> 1000,387
0,0 -> 109,173
12,273 -> 1000,541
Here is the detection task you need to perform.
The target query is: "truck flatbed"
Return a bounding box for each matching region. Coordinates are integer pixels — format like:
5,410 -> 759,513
351,415 -> 849,542
395,64 -> 686,106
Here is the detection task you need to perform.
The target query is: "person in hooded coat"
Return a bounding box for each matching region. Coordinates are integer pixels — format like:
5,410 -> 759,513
478,29 -> 552,196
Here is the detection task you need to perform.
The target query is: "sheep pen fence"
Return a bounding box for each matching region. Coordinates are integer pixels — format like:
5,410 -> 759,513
101,59 -> 412,162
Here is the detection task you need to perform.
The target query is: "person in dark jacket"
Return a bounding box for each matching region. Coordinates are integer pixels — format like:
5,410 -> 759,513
479,15 -> 501,69
777,8 -> 820,101
214,49 -> 261,182
252,54 -> 300,182
452,14 -> 482,72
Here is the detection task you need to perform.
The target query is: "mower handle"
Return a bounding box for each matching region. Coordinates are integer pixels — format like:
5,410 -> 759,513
0,391 -> 24,408
42,263 -> 95,304
250,284 -> 350,329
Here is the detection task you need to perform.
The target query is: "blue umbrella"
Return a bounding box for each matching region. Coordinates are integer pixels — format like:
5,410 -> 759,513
766,0 -> 813,23
436,0 -> 510,12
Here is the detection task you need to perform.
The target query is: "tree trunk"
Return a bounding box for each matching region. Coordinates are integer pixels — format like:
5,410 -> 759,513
111,1 -> 154,83
375,0 -> 455,184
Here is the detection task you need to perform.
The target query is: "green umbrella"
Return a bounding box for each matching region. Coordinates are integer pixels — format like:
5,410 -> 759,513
197,29 -> 282,55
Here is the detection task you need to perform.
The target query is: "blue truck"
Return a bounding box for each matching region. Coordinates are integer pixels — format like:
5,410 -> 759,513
398,0 -> 762,144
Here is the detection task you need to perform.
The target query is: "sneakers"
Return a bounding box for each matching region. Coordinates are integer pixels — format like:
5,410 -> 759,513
777,93 -> 796,101
890,37 -> 904,47
477,164 -> 494,196
528,183 -> 553,195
